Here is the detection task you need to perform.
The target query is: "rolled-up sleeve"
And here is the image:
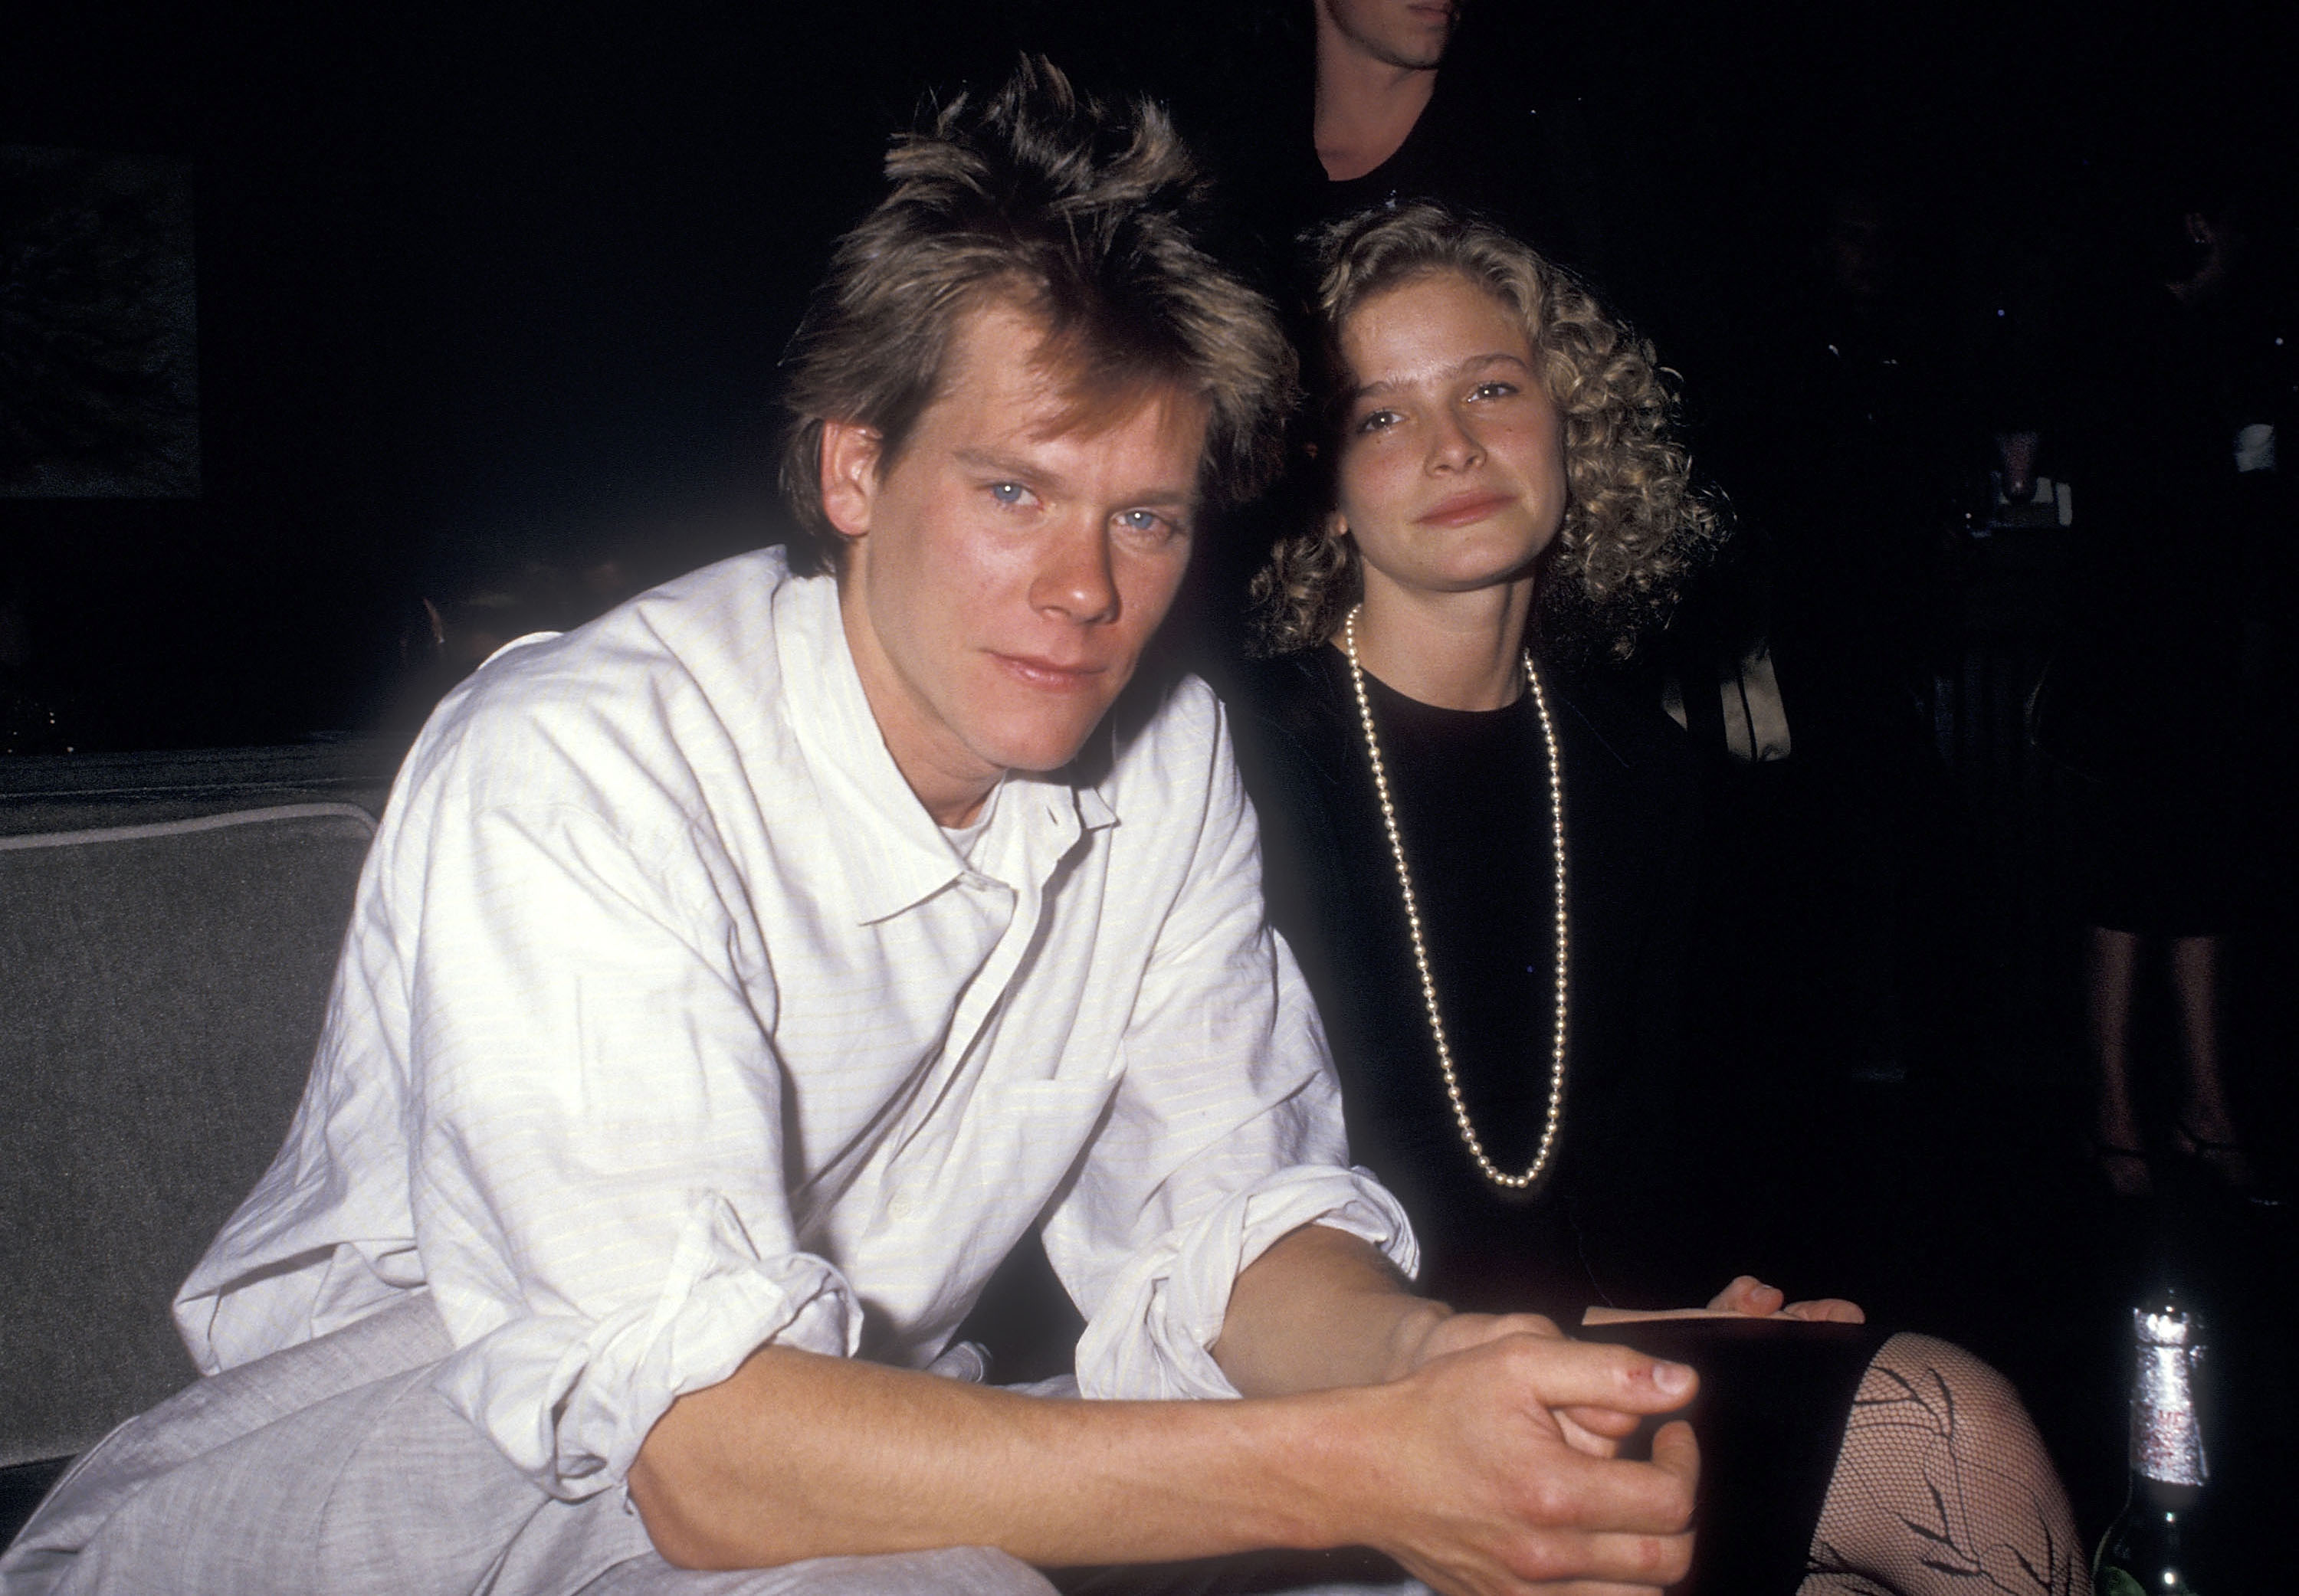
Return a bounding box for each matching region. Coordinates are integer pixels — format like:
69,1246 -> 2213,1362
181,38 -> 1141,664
409,798 -> 854,1498
1055,701 -> 1418,1401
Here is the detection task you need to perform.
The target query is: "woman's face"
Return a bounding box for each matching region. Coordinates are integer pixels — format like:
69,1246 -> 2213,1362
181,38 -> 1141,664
1330,270 -> 1567,604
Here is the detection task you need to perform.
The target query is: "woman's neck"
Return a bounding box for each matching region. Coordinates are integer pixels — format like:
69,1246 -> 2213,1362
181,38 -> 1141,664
1343,580 -> 1535,710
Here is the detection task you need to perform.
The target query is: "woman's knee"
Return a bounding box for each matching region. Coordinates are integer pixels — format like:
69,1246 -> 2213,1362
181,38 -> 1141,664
1859,1332 -> 2041,1452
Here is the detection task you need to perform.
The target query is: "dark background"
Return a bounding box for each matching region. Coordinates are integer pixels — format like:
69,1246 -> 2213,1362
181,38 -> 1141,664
4,0 -> 2291,749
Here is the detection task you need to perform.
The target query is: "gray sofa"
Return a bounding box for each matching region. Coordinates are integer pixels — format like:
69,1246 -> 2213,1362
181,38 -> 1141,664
0,742 -> 399,1546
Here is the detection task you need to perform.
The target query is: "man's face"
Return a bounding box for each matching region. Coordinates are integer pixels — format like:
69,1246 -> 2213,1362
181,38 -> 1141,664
1320,0 -> 1457,71
822,300 -> 1209,825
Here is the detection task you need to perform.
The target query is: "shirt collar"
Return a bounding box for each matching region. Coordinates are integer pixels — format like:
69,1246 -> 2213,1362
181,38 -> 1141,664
772,562 -> 1118,925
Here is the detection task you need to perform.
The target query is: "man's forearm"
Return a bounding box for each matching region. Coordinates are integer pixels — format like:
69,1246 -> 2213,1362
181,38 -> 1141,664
1211,1221 -> 1454,1395
628,1340 -> 1363,1570
628,1225 -> 1702,1589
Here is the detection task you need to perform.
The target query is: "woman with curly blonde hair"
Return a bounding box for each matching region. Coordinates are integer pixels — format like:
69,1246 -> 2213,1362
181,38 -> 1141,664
1226,203 -> 2087,1595
1250,201 -> 1721,667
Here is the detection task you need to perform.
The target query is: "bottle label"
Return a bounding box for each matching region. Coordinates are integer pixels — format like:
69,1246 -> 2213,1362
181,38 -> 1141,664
2132,1346 -> 2208,1485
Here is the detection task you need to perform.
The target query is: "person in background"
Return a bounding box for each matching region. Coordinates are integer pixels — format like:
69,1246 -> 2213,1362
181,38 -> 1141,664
2038,175 -> 2291,1200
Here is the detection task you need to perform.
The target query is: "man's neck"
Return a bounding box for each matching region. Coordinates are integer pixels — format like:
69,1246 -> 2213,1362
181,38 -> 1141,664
836,578 -> 1005,830
1313,17 -> 1438,182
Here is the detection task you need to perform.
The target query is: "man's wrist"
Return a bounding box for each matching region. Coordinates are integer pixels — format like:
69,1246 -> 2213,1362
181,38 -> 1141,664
1241,1384 -> 1404,1555
1379,1297 -> 1457,1381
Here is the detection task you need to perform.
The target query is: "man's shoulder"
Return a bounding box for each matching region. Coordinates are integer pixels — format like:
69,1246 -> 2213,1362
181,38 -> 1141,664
1099,667 -> 1232,786
400,546 -> 818,820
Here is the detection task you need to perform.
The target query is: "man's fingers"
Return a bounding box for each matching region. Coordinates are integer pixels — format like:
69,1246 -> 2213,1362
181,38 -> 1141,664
1498,1334 -> 1698,1416
1557,1404 -> 1645,1441
1494,1526 -> 1697,1592
1513,1424 -> 1699,1544
1649,1418 -> 1699,1495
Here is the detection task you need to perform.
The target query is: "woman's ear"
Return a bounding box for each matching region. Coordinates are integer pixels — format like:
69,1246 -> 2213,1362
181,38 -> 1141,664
818,420 -> 884,540
1323,510 -> 1349,542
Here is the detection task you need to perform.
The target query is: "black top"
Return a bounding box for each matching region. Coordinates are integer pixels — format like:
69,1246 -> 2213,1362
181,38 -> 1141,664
1226,647 -> 1706,1315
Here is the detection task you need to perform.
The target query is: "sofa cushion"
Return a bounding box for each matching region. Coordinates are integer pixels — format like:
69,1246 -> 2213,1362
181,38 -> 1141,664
0,804 -> 375,1467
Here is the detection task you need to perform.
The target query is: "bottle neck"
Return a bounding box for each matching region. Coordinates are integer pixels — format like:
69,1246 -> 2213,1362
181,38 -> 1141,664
2129,1475 -> 2201,1513
2130,1341 -> 2209,1488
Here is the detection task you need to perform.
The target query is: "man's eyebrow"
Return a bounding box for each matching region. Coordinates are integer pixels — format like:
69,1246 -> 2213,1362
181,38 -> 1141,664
1350,351 -> 1533,403
954,446 -> 1197,508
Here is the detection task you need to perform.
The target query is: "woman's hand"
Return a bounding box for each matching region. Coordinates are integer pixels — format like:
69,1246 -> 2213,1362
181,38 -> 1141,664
1704,1274 -> 1864,1322
1580,1275 -> 1865,1327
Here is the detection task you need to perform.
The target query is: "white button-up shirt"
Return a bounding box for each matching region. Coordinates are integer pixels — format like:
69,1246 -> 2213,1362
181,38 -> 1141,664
175,549 -> 1413,1499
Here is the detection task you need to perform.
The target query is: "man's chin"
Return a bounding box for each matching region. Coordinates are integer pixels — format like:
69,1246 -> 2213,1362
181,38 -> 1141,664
974,713 -> 1113,778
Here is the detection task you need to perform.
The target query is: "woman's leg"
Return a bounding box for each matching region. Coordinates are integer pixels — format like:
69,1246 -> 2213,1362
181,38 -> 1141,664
2083,926 -> 2149,1195
2165,934 -> 2255,1185
1798,1334 -> 2088,1596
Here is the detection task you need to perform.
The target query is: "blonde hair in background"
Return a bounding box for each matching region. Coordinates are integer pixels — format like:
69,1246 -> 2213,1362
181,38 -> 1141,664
1250,202 -> 1723,664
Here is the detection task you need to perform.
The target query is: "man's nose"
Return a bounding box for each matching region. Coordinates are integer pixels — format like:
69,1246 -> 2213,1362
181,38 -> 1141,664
1030,516 -> 1120,624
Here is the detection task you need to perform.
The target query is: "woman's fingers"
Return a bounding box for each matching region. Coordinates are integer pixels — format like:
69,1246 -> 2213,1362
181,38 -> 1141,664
1781,1296 -> 1867,1323
1705,1274 -> 1783,1315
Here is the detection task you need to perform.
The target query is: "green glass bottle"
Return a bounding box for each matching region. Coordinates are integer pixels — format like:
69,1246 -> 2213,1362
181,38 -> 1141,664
2094,1293 -> 2206,1596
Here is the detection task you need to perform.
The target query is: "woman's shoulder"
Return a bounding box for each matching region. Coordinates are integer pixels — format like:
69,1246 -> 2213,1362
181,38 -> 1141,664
1550,670 -> 1697,782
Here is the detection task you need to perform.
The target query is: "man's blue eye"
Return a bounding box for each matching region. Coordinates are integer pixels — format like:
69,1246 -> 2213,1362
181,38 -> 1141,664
1118,510 -> 1165,534
990,482 -> 1028,505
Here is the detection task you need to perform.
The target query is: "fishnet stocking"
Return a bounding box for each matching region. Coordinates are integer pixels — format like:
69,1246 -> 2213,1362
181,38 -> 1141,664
1798,1334 -> 2089,1596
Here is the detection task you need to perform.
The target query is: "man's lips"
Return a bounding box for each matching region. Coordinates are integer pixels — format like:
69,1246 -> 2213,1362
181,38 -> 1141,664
991,651 -> 1110,689
1415,491 -> 1515,527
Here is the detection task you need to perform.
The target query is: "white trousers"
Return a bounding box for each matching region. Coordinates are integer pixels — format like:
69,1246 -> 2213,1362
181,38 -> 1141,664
0,1296 -> 1422,1596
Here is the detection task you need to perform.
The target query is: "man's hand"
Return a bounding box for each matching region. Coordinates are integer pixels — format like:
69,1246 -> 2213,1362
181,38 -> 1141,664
1581,1274 -> 1865,1327
1399,1310 -> 1680,1456
1334,1330 -> 1700,1594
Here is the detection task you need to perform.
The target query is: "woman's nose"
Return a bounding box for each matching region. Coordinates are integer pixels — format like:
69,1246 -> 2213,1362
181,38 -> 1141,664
1428,408 -> 1484,471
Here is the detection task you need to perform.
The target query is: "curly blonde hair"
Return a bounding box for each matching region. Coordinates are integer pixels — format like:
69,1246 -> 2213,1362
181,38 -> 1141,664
1248,203 -> 1723,664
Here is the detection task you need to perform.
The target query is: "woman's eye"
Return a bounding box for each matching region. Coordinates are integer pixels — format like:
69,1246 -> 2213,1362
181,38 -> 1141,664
1355,409 -> 1400,434
1471,381 -> 1518,401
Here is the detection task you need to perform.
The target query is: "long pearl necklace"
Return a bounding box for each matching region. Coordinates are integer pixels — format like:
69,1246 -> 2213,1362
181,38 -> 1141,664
1341,610 -> 1569,1191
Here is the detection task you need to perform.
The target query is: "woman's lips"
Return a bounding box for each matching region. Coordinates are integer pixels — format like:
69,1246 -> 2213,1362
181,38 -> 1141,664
1416,491 -> 1515,527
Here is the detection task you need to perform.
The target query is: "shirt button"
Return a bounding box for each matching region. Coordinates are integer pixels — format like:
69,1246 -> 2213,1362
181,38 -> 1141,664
887,1194 -> 917,1221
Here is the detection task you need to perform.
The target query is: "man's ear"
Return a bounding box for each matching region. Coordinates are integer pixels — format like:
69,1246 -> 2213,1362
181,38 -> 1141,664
818,420 -> 884,540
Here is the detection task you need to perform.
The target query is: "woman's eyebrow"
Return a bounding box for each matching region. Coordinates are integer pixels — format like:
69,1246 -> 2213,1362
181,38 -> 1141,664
1351,351 -> 1532,402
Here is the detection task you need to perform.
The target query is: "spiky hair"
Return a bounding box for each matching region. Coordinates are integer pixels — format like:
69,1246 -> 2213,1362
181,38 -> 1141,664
778,57 -> 1296,572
